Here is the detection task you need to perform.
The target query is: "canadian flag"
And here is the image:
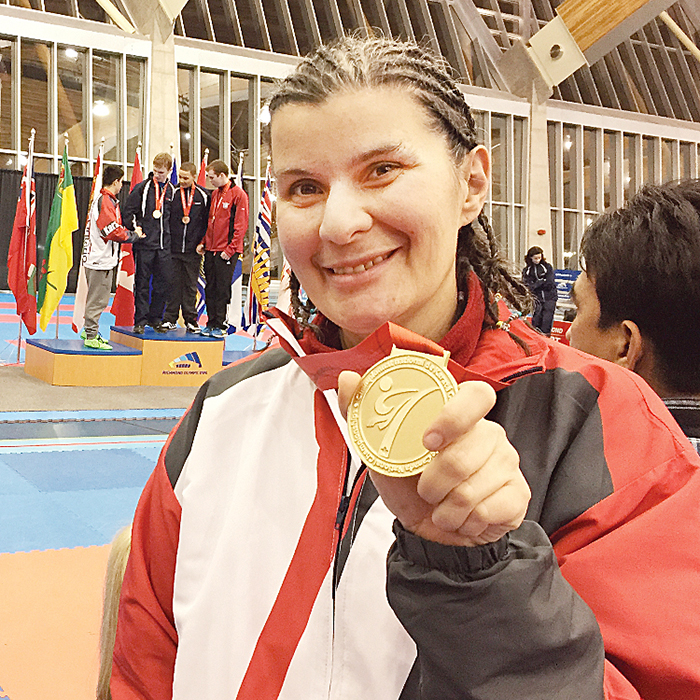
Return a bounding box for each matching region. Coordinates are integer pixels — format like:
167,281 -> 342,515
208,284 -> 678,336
110,146 -> 143,326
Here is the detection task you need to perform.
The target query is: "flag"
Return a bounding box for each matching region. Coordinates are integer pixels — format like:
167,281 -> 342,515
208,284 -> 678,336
109,146 -> 142,326
195,148 -> 209,322
7,135 -> 37,335
197,149 -> 209,187
131,147 -> 143,190
72,145 -> 103,332
38,146 -> 79,331
225,257 -> 243,332
243,166 -> 273,331
195,256 -> 207,321
170,155 -> 179,186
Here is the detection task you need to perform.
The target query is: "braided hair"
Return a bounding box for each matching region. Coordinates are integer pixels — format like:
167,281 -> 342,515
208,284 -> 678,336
267,35 -> 532,338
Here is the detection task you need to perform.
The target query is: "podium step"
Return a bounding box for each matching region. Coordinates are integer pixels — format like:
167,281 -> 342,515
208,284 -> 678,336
24,339 -> 142,386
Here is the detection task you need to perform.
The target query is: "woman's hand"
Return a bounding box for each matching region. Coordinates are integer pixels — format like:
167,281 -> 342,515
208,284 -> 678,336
338,370 -> 530,547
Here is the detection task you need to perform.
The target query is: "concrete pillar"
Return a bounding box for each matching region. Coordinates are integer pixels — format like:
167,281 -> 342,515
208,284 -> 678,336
121,0 -> 182,163
526,93 -> 553,258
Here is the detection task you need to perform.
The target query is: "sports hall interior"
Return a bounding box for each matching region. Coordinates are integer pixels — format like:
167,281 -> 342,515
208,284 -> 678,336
0,0 -> 699,696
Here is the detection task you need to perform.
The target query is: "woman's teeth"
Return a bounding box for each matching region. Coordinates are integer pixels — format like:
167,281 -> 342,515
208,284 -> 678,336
332,253 -> 390,275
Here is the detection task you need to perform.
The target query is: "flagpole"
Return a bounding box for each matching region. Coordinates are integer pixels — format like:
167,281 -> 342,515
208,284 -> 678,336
54,133 -> 70,339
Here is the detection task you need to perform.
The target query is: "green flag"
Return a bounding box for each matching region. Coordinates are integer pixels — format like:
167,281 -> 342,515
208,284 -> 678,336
38,146 -> 79,331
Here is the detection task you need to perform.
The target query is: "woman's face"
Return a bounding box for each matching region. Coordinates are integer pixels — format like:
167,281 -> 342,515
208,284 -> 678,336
272,87 -> 489,347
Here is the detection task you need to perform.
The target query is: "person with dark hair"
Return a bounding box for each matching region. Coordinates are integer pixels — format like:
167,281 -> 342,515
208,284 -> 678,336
522,245 -> 557,334
196,158 -> 249,338
568,179 -> 700,453
122,152 -> 175,334
161,162 -> 210,333
82,164 -> 144,349
112,38 -> 700,700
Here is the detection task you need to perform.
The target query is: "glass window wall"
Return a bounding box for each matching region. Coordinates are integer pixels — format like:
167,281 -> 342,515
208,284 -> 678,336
550,120 -> 700,269
1,33 -> 146,175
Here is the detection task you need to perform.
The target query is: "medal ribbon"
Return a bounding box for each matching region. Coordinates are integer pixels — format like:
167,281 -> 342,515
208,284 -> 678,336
210,181 -> 229,222
180,184 -> 195,219
153,180 -> 166,214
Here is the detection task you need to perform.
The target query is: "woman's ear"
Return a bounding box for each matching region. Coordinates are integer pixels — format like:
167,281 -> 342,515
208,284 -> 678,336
460,146 -> 490,226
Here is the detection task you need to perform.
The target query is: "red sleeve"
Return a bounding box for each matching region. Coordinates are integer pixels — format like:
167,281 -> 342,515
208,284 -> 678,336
225,186 -> 249,256
111,456 -> 181,699
97,195 -> 131,242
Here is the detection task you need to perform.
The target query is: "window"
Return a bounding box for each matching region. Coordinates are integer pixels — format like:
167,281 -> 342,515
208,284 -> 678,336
21,40 -> 51,154
93,52 -> 121,161
58,46 -> 88,159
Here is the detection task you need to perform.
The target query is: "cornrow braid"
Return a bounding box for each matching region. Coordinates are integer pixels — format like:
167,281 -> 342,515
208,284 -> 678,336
289,270 -> 316,329
268,36 -> 531,345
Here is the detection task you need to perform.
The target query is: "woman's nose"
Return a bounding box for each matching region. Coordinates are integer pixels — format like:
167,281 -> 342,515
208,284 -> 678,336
318,183 -> 372,244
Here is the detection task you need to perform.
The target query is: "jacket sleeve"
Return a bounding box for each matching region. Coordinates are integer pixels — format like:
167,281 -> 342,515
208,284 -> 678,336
388,363 -> 700,700
225,186 -> 249,257
197,188 -> 210,244
121,184 -> 143,231
387,520 -> 608,700
110,455 -> 181,699
526,263 -> 554,292
97,195 -> 136,243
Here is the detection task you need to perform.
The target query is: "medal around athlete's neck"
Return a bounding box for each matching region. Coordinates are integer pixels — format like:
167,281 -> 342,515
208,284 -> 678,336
347,347 -> 458,477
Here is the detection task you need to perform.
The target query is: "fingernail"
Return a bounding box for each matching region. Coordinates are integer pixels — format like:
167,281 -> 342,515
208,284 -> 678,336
423,431 -> 442,451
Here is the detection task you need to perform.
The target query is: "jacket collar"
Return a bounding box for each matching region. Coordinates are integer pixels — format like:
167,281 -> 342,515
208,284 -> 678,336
267,272 -> 550,392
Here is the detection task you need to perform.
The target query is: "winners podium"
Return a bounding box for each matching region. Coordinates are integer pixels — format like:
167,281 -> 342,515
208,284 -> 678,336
25,326 -> 227,387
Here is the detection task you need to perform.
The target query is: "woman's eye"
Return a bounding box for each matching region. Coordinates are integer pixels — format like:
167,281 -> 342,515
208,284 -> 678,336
373,163 -> 397,177
291,182 -> 321,197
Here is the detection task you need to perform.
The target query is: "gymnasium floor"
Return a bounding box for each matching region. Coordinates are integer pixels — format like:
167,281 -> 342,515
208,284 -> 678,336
0,292 -> 258,700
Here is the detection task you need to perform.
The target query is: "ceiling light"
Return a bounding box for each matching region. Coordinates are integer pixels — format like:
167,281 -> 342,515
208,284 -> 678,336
93,100 -> 110,117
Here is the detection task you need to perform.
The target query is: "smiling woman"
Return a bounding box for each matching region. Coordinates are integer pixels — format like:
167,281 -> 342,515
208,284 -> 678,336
112,37 -> 700,700
272,88 -> 488,347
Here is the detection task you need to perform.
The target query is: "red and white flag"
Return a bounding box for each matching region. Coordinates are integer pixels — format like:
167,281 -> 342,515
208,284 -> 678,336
7,132 -> 37,335
197,149 -> 209,187
72,144 -> 103,333
110,146 -> 143,326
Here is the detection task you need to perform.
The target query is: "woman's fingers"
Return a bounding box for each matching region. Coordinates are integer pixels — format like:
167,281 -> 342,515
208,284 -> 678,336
337,370 -> 362,420
422,381 -> 497,452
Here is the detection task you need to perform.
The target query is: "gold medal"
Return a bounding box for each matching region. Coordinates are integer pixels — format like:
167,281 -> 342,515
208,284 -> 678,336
182,215 -> 190,224
347,347 -> 458,477
152,210 -> 162,219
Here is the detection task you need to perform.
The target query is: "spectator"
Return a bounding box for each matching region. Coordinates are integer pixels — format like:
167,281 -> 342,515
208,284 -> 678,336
568,179 -> 700,453
522,245 -> 557,335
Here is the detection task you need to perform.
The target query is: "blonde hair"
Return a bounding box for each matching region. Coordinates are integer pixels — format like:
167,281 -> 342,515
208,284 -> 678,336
152,152 -> 173,170
96,524 -> 132,700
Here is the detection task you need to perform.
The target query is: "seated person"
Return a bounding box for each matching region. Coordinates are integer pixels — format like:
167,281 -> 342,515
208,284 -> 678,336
568,179 -> 700,453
